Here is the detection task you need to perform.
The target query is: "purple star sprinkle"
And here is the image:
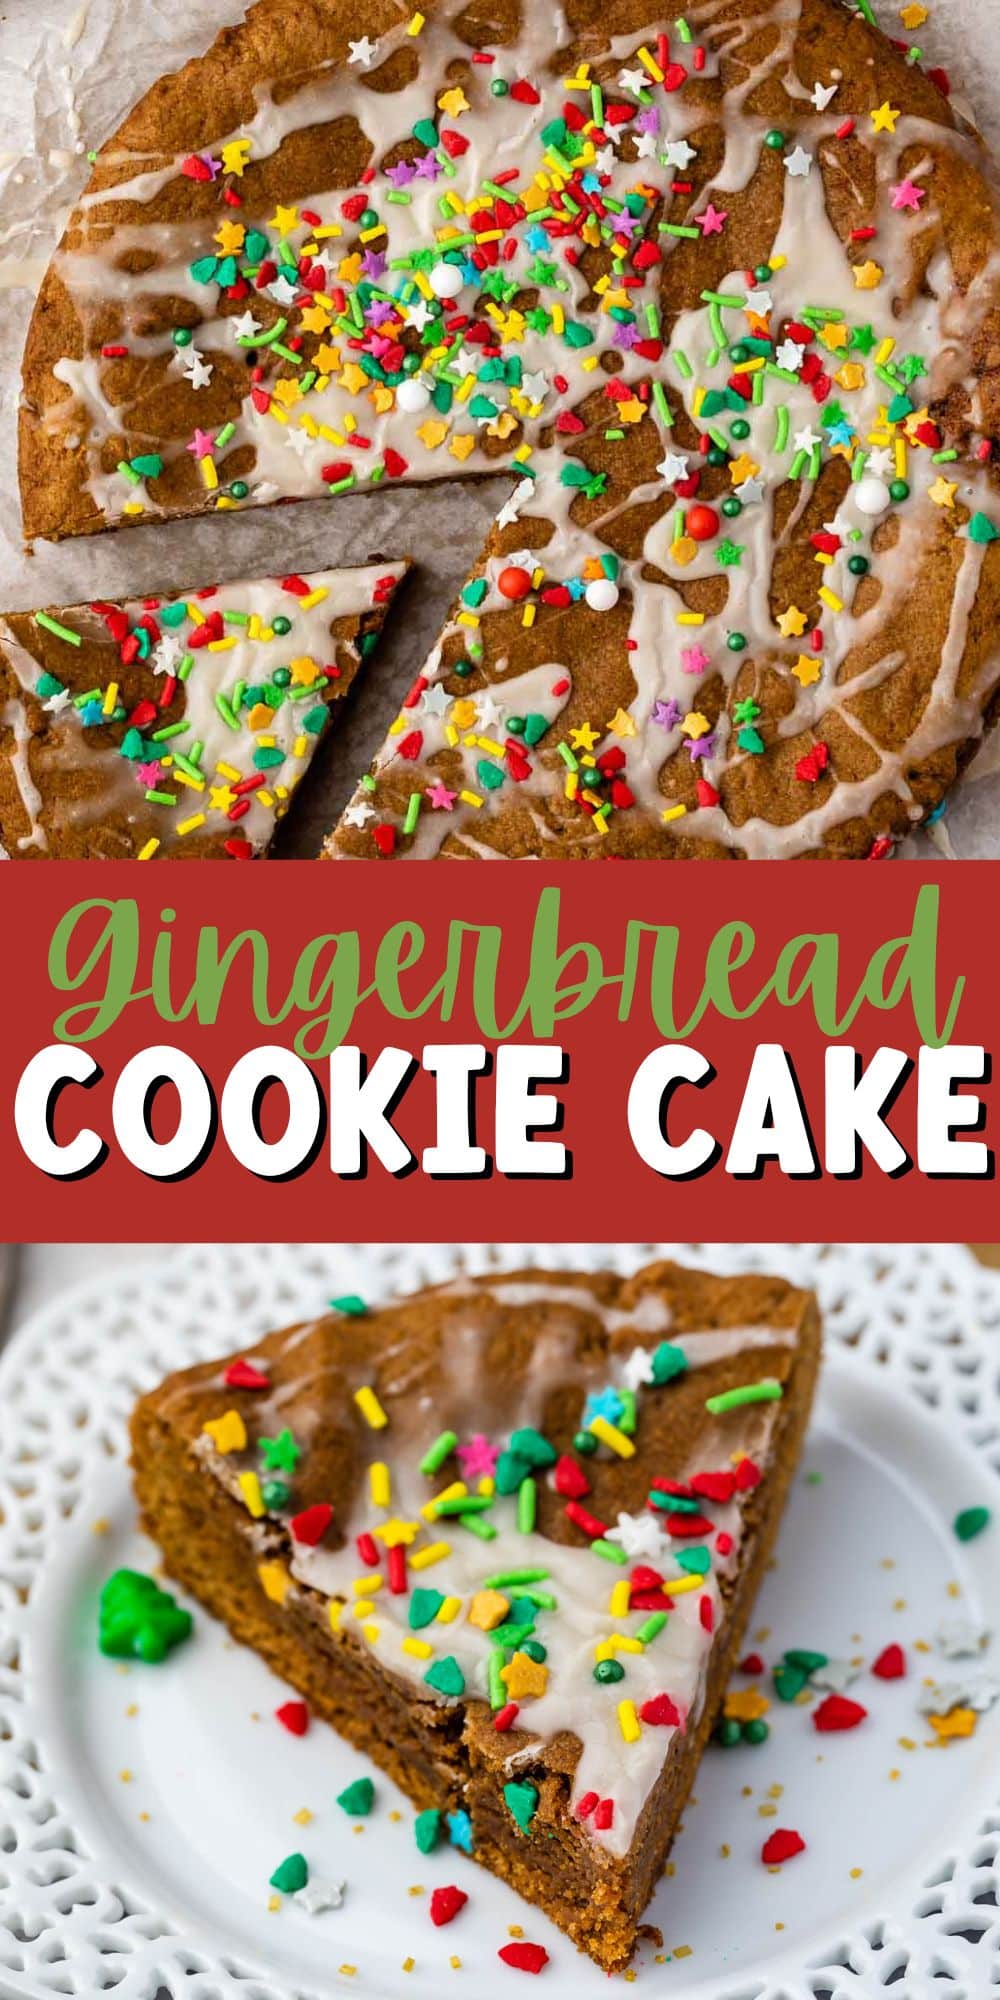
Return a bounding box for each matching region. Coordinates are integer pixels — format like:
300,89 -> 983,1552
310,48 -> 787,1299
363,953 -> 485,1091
652,698 -> 682,730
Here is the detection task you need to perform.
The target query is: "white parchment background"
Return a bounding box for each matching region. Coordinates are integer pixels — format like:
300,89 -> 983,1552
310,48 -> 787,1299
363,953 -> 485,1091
0,0 -> 997,855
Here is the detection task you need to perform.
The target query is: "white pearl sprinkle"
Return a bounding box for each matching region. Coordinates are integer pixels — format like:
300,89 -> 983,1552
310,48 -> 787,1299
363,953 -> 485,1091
429,261 -> 464,298
395,377 -> 431,413
585,578 -> 619,612
854,475 -> 892,518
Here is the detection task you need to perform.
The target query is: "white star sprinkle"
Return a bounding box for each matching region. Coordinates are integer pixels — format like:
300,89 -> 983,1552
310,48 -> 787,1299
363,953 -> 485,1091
522,370 -> 549,405
594,145 -> 617,177
776,338 -> 805,372
230,311 -> 260,342
284,423 -> 317,459
267,274 -> 299,307
181,348 -> 213,390
342,799 -> 376,828
735,474 -> 765,505
811,79 -> 839,111
634,129 -> 658,159
621,1346 -> 655,1391
294,1878 -> 347,1915
618,66 -> 647,96
661,138 -> 696,170
474,693 -> 503,730
348,35 -> 377,67
657,451 -> 690,484
149,633 -> 184,678
605,1510 -> 667,1561
420,683 -> 451,717
42,688 -> 72,714
784,145 -> 813,178
405,298 -> 435,333
935,1618 -> 989,1659
744,286 -> 773,315
867,445 -> 895,477
793,426 -> 823,454
496,477 -> 534,530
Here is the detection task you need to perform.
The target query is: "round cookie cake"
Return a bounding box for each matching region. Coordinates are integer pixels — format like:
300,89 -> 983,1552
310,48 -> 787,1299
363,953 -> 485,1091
17,0 -> 1000,859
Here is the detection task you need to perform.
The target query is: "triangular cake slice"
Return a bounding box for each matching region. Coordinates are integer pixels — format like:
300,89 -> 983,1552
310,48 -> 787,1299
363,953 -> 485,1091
0,562 -> 407,858
19,0 -> 1000,856
130,1260 -> 820,1969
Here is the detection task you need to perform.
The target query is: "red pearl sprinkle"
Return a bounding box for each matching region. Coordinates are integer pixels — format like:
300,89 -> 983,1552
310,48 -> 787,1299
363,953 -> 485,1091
685,502 -> 720,541
813,1693 -> 868,1732
430,1885 -> 467,1927
497,564 -> 533,601
275,1700 -> 309,1736
762,1827 -> 806,1865
740,1652 -> 765,1675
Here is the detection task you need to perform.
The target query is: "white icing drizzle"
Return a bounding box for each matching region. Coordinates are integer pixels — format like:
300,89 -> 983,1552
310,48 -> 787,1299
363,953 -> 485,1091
29,0 -> 1000,857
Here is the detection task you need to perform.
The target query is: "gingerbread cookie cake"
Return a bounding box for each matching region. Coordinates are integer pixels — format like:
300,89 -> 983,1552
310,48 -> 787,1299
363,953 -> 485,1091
130,1259 -> 820,1969
19,0 -> 1000,858
0,562 -> 406,858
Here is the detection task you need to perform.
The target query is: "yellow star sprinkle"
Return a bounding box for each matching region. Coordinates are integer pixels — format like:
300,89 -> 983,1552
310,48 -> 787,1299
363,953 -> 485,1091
377,1517 -> 421,1548
607,707 -> 637,738
270,204 -> 299,235
214,220 -> 245,255
819,321 -> 849,352
339,362 -> 369,397
290,655 -> 322,686
853,260 -> 884,290
438,86 -> 469,116
300,303 -> 332,336
899,2 -> 928,25
928,477 -> 958,509
221,138 -> 252,177
416,418 -> 449,450
449,433 -> 477,461
468,1590 -> 510,1631
928,1707 -> 977,1740
500,1651 -> 549,1699
570,723 -> 600,752
723,1687 -> 770,1722
681,710 -> 710,740
203,1410 -> 246,1454
729,452 -> 760,486
791,654 -> 821,688
209,784 -> 237,813
776,604 -> 808,639
836,362 -> 866,392
870,101 -> 900,134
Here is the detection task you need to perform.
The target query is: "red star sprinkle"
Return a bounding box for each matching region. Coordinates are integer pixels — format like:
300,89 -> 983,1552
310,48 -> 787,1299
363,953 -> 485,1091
639,1693 -> 681,1727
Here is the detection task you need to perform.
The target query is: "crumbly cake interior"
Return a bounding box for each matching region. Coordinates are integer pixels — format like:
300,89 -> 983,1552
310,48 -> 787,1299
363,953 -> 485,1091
17,0 -> 1000,859
131,1260 -> 821,1968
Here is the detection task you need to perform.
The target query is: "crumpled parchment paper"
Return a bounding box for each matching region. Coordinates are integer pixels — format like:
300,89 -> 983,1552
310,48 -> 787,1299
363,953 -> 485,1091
1,0 -> 999,855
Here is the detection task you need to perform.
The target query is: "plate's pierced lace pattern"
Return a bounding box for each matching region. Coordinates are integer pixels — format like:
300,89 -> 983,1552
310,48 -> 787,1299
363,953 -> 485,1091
1,1242 -> 999,2000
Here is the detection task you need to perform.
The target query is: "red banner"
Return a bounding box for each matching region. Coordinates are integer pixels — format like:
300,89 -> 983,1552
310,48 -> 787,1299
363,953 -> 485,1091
1,861 -> 995,1241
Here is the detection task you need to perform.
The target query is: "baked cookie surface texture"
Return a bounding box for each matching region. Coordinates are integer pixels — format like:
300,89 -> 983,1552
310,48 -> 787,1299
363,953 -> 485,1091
20,0 -> 1000,857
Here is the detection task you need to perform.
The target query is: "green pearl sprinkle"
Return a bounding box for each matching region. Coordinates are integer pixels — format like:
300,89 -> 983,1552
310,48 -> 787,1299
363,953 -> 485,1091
848,554 -> 869,575
172,327 -> 193,347
594,1658 -> 625,1684
272,616 -> 292,636
573,1429 -> 598,1456
765,129 -> 786,149
722,496 -> 742,518
230,480 -> 249,499
727,632 -> 748,653
889,478 -> 910,502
